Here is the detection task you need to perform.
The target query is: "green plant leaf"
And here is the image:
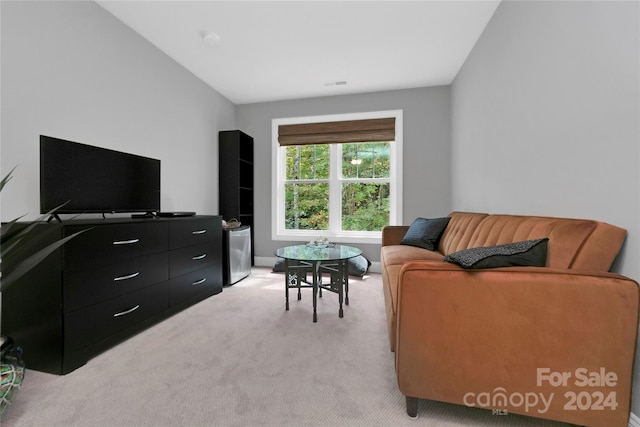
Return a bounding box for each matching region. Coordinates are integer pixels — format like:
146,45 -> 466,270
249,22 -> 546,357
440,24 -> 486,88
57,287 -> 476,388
1,167 -> 88,292
0,228 -> 90,292
1,202 -> 69,258
0,166 -> 17,192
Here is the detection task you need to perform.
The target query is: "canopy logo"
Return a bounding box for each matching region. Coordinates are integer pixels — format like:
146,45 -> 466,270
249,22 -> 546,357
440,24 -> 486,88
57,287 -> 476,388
463,367 -> 619,415
463,388 -> 553,414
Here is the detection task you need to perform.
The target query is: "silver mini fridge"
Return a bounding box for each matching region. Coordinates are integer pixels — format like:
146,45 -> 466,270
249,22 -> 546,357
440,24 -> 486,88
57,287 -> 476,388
223,225 -> 252,285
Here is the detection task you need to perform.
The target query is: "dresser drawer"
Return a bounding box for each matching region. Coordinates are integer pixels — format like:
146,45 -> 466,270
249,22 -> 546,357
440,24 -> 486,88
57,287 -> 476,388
64,283 -> 168,351
169,242 -> 217,278
169,218 -> 219,249
64,222 -> 168,271
169,266 -> 222,306
64,252 -> 169,311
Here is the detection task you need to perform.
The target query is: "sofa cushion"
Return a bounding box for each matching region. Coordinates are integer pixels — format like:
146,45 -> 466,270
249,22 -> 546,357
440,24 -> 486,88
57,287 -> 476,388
400,217 -> 450,251
442,238 -> 549,269
464,214 -> 597,269
381,244 -> 444,267
439,212 -> 488,254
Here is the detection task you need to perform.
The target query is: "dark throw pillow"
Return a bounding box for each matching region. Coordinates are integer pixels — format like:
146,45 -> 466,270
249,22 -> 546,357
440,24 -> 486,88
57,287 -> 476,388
400,217 -> 451,251
442,238 -> 549,269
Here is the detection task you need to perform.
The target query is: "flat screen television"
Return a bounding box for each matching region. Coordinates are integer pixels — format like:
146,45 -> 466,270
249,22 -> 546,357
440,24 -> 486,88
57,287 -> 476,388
40,135 -> 160,215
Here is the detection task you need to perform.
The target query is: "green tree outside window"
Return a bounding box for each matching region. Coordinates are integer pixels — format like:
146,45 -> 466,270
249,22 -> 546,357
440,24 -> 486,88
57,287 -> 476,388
284,142 -> 390,232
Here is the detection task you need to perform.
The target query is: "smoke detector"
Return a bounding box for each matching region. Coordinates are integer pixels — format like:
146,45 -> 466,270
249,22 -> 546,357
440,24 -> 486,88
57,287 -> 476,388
202,31 -> 220,46
323,80 -> 348,87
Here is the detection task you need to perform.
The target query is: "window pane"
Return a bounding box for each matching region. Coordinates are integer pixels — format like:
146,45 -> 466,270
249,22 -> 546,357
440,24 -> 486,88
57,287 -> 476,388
285,145 -> 329,180
341,183 -> 390,231
341,142 -> 390,179
285,183 -> 329,230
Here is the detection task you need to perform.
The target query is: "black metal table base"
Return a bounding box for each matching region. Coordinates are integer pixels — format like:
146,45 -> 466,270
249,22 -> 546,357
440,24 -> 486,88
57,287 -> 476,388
284,259 -> 350,322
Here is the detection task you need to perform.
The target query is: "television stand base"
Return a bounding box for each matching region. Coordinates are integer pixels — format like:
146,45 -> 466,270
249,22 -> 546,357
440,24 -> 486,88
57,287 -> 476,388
46,213 -> 62,223
131,212 -> 155,219
156,212 -> 196,218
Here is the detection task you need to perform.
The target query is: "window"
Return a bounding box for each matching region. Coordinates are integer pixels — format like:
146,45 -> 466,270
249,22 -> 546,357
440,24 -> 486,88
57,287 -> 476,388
272,110 -> 402,244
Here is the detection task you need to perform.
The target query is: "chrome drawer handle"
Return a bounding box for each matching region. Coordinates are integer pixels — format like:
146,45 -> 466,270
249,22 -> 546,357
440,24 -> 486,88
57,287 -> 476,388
192,230 -> 207,235
113,238 -> 140,245
113,305 -> 140,317
192,278 -> 207,286
192,253 -> 207,260
113,272 -> 140,282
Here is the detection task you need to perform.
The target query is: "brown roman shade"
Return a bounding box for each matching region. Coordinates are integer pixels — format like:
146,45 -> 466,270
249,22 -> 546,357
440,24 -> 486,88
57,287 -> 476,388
278,117 -> 395,146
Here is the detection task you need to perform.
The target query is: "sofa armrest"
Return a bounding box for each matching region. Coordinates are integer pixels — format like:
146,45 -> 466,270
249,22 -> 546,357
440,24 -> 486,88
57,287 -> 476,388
395,262 -> 639,427
382,225 -> 409,246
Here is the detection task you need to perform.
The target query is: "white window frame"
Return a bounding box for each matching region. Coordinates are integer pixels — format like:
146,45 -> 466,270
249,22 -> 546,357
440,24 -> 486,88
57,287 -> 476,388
272,110 -> 403,244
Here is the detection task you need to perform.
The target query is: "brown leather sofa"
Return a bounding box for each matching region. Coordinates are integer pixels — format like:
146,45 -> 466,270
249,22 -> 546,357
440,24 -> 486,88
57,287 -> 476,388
381,211 -> 639,427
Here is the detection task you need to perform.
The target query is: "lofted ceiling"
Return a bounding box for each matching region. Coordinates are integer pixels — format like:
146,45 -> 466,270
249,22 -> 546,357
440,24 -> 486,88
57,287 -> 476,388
96,1 -> 501,105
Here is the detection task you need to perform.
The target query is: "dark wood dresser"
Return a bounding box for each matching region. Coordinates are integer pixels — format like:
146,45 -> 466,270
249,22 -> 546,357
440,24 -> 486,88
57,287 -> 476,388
1,215 -> 222,374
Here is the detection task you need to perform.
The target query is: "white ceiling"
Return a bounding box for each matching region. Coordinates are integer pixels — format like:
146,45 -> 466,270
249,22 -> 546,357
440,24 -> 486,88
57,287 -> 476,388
96,1 -> 501,105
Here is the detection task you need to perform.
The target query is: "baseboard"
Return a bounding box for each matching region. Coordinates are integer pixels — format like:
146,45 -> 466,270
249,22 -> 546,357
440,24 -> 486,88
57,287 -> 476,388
254,256 -> 381,274
368,261 -> 381,273
629,412 -> 640,427
255,256 -> 278,269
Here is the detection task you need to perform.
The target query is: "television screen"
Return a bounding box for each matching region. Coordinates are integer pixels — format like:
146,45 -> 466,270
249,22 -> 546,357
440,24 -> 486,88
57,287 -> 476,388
40,135 -> 160,214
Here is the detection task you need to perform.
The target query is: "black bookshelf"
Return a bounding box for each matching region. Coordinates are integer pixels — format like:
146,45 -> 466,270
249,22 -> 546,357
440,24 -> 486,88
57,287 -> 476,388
219,130 -> 254,265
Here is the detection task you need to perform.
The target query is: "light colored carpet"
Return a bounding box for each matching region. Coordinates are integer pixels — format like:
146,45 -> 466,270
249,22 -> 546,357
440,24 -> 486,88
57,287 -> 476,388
1,268 -> 572,427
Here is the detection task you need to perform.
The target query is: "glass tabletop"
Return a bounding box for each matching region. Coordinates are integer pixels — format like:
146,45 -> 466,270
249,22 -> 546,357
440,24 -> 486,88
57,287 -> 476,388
275,244 -> 362,262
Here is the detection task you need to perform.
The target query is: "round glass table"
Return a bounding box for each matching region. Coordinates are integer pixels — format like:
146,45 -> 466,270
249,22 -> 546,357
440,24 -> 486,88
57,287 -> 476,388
275,244 -> 362,322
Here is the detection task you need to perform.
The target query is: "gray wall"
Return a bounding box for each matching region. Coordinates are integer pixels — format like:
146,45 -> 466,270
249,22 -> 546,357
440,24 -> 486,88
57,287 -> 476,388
451,0 -> 639,281
1,0 -> 235,221
451,0 -> 640,413
236,86 -> 451,263
3,0 -> 640,416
